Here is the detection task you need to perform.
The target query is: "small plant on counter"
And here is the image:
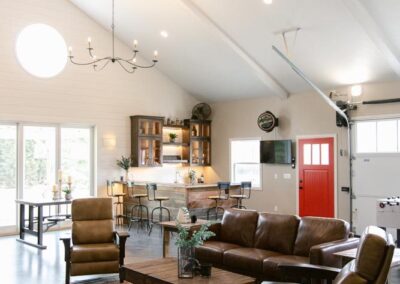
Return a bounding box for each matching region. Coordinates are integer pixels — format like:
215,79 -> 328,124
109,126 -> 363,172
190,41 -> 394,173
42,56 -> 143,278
116,156 -> 132,180
188,169 -> 196,185
169,133 -> 178,142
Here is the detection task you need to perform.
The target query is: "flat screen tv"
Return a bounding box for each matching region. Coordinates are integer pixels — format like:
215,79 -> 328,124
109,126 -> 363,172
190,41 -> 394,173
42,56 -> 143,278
260,140 -> 292,164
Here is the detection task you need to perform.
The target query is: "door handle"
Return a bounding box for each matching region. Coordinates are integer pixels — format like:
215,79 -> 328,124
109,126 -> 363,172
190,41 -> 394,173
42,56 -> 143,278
299,186 -> 303,190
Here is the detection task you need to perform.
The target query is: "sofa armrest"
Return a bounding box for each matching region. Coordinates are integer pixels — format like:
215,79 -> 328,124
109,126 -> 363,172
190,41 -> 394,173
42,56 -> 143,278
310,237 -> 359,267
114,231 -> 130,265
60,234 -> 71,262
207,222 -> 221,241
278,263 -> 340,282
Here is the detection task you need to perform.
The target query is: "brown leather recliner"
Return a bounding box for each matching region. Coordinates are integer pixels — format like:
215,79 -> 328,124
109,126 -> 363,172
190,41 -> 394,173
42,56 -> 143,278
61,198 -> 129,284
273,226 -> 395,284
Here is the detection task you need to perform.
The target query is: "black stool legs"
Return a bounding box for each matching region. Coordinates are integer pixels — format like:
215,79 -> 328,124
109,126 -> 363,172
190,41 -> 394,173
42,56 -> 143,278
148,201 -> 171,236
128,197 -> 150,232
207,200 -> 225,220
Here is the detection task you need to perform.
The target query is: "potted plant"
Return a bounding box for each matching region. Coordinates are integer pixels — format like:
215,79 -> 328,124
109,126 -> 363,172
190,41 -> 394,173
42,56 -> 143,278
169,133 -> 178,143
175,222 -> 215,278
63,188 -> 72,200
116,156 -> 132,181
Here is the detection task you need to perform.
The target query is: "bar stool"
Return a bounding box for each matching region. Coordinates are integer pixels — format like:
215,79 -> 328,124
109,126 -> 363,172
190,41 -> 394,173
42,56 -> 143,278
147,183 -> 171,235
230,181 -> 252,209
207,182 -> 230,220
128,182 -> 150,232
107,180 -> 126,226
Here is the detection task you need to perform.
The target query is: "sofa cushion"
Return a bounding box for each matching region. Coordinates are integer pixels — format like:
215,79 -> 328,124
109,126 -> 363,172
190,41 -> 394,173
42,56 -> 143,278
263,255 -> 310,280
254,213 -> 300,255
71,243 -> 119,263
224,248 -> 282,275
195,241 -> 241,265
220,209 -> 259,247
294,216 -> 350,257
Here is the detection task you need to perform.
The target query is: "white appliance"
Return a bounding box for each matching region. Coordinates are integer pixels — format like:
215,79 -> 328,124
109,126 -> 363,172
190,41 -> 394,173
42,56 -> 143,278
376,197 -> 400,228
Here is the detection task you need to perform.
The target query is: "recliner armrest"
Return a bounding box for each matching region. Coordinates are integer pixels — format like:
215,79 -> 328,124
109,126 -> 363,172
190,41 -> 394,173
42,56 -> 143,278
310,237 -> 360,267
60,234 -> 72,262
278,263 -> 341,282
114,231 -> 130,266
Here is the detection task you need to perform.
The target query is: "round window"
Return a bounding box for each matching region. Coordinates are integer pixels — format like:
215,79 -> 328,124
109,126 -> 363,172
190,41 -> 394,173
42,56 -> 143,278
16,24 -> 67,78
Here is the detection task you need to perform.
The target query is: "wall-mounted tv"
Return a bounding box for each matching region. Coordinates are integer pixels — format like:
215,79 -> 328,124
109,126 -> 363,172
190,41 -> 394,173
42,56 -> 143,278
260,140 -> 292,164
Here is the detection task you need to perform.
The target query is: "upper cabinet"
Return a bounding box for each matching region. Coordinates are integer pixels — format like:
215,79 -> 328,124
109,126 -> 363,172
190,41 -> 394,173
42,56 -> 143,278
131,116 -> 164,167
185,119 -> 211,166
131,116 -> 211,167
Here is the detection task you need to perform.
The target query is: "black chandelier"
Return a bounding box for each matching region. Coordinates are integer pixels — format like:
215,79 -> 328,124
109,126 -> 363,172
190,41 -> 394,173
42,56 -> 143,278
68,0 -> 158,73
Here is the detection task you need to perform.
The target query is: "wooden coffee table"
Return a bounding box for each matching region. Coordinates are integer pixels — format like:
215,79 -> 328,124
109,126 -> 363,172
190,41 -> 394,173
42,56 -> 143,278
120,258 -> 256,283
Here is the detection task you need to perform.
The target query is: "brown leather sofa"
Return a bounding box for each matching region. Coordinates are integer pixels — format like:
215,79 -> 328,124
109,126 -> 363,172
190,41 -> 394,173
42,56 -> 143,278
61,198 -> 129,284
195,209 -> 359,281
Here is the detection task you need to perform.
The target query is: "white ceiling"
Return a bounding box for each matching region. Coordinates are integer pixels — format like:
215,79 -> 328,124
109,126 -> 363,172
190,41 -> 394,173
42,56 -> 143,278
69,0 -> 400,102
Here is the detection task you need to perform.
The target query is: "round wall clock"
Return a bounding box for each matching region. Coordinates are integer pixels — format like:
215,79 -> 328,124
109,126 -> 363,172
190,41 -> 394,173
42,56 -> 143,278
257,111 -> 279,132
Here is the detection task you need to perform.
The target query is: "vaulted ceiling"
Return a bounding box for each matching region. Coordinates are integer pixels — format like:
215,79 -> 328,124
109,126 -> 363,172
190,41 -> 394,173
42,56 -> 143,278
70,0 -> 400,102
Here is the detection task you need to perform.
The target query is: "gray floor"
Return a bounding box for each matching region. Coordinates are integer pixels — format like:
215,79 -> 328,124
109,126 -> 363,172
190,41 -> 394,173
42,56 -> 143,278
0,225 -> 176,284
1,225 -> 399,284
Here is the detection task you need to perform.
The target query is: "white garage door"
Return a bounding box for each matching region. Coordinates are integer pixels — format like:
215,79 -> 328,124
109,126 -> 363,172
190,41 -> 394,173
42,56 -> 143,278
352,118 -> 400,236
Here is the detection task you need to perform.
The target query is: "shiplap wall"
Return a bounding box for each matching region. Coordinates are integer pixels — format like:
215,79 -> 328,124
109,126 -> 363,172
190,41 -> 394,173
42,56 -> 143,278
0,0 -> 198,196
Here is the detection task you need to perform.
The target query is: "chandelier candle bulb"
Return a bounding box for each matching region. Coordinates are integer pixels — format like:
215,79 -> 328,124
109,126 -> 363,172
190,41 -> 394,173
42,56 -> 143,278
58,169 -> 63,182
133,39 -> 138,49
154,50 -> 158,59
68,46 -> 72,56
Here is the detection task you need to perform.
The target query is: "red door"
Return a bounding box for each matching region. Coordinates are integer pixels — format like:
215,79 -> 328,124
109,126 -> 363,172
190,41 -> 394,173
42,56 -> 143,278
298,137 -> 334,217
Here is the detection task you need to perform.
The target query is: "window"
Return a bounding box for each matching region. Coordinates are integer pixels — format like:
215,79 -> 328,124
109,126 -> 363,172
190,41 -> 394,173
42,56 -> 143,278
230,139 -> 261,188
16,24 -> 67,78
355,119 -> 400,154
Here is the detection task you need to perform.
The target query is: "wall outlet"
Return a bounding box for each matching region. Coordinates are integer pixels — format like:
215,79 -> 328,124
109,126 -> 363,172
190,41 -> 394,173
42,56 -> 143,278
283,173 -> 291,179
274,206 -> 278,212
274,173 -> 278,179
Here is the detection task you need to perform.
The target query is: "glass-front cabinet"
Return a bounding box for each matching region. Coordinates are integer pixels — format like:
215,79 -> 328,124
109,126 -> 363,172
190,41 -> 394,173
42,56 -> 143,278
185,119 -> 211,166
131,116 -> 163,167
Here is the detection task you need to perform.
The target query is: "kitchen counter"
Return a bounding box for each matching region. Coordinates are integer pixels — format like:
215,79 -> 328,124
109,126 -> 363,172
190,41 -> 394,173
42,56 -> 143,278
120,182 -> 240,219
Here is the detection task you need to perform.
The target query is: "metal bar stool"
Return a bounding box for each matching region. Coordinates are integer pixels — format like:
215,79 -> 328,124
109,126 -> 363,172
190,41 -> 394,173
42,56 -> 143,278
147,183 -> 171,235
107,180 -> 126,226
230,181 -> 252,209
128,182 -> 150,232
207,182 -> 230,220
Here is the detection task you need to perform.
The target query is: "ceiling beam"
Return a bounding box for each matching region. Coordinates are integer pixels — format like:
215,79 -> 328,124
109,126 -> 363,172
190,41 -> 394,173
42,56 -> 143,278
179,0 -> 288,99
343,0 -> 400,77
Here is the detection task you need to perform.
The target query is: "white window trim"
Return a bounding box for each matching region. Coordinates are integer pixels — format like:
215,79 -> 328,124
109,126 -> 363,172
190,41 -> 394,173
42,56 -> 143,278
229,137 -> 262,190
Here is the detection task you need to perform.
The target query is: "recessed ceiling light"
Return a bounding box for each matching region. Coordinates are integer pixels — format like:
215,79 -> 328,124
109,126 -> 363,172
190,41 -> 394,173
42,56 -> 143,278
160,30 -> 169,38
263,0 -> 273,5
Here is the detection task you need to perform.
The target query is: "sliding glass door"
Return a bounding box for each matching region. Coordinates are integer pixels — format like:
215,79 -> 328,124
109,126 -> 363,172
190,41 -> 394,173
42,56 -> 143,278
0,123 -> 94,234
0,125 -> 17,228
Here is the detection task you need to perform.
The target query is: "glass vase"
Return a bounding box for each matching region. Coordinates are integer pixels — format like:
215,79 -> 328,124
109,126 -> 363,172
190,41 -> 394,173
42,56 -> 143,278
177,247 -> 195,278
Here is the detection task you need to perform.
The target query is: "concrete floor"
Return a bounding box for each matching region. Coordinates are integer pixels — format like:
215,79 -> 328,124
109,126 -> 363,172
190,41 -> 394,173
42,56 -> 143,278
1,225 -> 399,284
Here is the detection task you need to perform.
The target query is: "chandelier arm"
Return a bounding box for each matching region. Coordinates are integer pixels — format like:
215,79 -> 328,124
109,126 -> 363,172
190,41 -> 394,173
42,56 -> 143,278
88,48 -> 96,59
117,58 -> 157,69
116,59 -> 136,73
94,60 -> 111,71
69,57 -> 111,66
116,50 -> 138,62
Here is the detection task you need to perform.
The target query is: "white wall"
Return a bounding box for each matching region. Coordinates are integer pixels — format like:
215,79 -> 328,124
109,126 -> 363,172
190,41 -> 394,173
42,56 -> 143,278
208,81 -> 400,222
0,0 -> 198,196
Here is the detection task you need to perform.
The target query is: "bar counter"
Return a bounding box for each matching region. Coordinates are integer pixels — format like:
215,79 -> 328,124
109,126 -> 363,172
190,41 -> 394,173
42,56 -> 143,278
122,182 -> 240,219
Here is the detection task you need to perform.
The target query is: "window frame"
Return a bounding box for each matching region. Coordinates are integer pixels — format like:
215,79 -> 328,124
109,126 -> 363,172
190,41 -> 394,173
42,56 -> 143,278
354,117 -> 400,157
229,137 -> 262,190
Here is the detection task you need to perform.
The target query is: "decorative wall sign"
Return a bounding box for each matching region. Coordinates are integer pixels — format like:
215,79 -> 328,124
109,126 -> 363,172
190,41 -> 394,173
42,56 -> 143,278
257,111 -> 279,132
